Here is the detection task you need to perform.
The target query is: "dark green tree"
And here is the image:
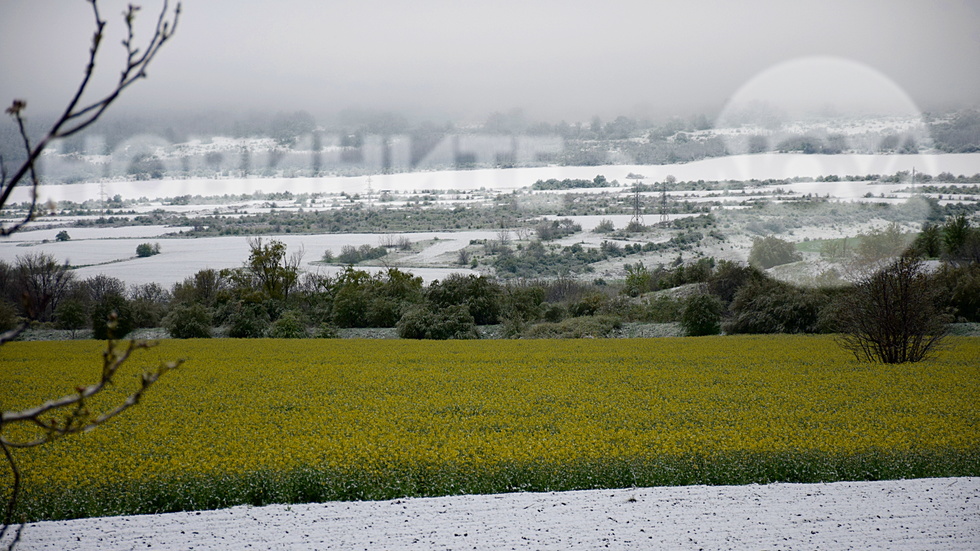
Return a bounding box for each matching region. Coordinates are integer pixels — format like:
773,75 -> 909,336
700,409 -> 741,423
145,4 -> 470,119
748,235 -> 802,269
268,310 -> 308,338
162,303 -> 213,339
397,304 -> 478,340
623,262 -> 654,297
941,214 -> 980,265
0,300 -> 18,333
933,263 -> 980,323
129,282 -> 170,329
136,242 -> 161,257
246,238 -> 300,302
227,301 -> 271,338
426,274 -> 503,325
54,299 -> 87,338
724,278 -> 825,335
270,110 -> 316,147
680,293 -> 723,336
171,269 -> 225,308
91,294 -> 135,340
707,260 -> 763,306
330,267 -> 375,328
912,222 -> 942,258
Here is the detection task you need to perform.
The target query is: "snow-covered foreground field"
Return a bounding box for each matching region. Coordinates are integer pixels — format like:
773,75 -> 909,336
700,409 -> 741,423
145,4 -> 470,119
7,478 -> 978,550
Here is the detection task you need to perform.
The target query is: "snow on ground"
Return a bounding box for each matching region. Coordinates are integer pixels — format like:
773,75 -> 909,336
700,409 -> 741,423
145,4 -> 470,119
3,154 -> 977,287
0,232 -> 488,286
14,153 -> 980,205
0,225 -> 193,243
6,478 -> 978,550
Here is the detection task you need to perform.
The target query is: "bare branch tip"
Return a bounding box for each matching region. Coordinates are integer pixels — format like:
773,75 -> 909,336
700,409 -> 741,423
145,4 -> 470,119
5,100 -> 27,116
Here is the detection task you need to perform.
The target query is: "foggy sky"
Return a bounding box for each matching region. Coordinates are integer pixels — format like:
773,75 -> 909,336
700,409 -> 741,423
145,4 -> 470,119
1,0 -> 978,124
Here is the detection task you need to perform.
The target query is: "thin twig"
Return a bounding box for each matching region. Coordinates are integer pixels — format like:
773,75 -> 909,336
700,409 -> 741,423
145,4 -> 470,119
0,0 -> 180,237
1,3 -> 182,546
1,339 -> 182,448
0,440 -> 23,548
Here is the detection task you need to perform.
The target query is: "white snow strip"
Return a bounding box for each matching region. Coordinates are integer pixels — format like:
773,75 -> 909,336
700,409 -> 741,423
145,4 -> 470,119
6,477 -> 978,550
15,153 -> 980,204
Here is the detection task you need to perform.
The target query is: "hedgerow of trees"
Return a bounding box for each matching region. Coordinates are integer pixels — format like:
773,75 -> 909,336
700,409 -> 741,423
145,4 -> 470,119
4,213 -> 977,350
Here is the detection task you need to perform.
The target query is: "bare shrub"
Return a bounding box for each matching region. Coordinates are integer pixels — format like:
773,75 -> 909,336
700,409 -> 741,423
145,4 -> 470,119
835,255 -> 951,363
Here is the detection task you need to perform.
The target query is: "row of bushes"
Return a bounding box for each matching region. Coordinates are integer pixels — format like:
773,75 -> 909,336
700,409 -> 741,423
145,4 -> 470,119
6,250 -> 975,342
6,215 -> 978,341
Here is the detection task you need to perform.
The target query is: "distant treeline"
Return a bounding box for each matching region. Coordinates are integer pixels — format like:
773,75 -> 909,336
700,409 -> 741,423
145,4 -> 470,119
531,175 -> 614,190
931,110 -> 980,153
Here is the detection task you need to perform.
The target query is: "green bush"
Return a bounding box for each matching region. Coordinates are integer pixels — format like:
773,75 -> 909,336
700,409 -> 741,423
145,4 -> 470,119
568,292 -> 607,317
643,294 -> 684,323
854,223 -> 911,267
593,219 -> 615,233
227,302 -> 271,338
935,263 -> 980,322
501,285 -> 545,323
426,274 -> 503,325
136,242 -> 161,257
331,283 -> 370,328
623,262 -> 654,297
724,279 -> 825,335
54,298 -> 87,335
748,235 -> 802,269
268,310 -> 309,338
0,299 -> 20,332
130,300 -> 167,329
680,293 -> 723,336
707,260 -> 763,305
542,303 -> 567,323
522,315 -> 622,339
365,296 -> 403,328
315,323 -> 340,338
396,305 -> 478,340
163,303 -> 213,339
91,295 -> 135,340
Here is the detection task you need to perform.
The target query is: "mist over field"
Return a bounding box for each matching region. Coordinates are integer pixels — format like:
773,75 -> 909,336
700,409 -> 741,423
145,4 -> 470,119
1,0 -> 978,123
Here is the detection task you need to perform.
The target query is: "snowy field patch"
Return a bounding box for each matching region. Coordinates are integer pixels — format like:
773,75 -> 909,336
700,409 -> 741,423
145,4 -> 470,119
6,477 -> 978,550
15,153 -> 980,205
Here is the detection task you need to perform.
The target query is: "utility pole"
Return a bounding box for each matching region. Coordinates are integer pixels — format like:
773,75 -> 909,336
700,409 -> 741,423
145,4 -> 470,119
99,181 -> 108,214
628,173 -> 644,229
660,175 -> 675,226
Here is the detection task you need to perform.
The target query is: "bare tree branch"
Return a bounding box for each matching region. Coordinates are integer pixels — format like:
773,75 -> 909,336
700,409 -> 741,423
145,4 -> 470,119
1,340 -> 182,447
0,322 -> 30,347
0,441 -> 23,548
0,0 -> 181,236
0,336 -> 181,548
1,3 -> 182,548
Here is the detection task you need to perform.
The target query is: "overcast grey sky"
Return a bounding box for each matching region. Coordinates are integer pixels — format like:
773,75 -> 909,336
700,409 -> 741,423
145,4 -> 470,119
1,0 -> 978,124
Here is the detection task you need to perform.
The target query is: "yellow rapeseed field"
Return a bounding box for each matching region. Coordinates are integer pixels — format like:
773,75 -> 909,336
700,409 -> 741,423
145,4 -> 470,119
2,335 -> 978,518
